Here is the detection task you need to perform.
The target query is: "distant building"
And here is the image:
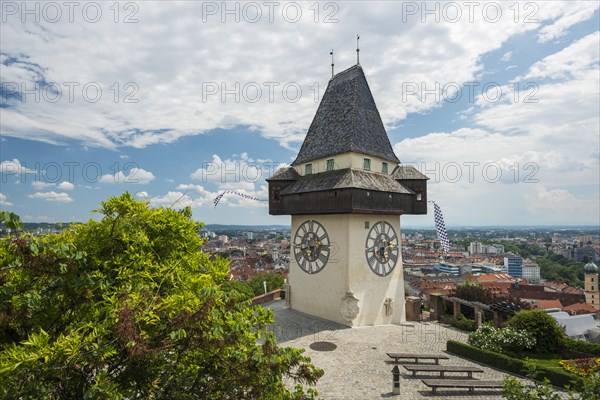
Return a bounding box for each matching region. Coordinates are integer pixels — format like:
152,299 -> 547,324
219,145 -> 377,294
217,235 -> 229,244
584,261 -> 599,311
468,242 -> 503,255
504,255 -> 523,277
575,246 -> 597,263
522,260 -> 541,283
246,232 -> 254,240
433,261 -> 460,275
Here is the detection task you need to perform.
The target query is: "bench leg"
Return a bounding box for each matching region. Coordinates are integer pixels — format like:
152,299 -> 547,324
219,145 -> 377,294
413,371 -> 416,377
432,387 -> 436,395
469,387 -> 474,393
468,372 -> 472,378
440,371 -> 445,378
435,359 -> 439,365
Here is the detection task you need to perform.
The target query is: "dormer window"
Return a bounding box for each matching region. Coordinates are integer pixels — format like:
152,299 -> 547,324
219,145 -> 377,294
363,158 -> 371,171
382,162 -> 388,174
326,159 -> 334,171
305,163 -> 313,175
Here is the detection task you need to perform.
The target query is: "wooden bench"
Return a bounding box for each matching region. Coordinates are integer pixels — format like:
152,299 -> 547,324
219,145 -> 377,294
404,364 -> 483,378
387,352 -> 449,364
421,379 -> 504,394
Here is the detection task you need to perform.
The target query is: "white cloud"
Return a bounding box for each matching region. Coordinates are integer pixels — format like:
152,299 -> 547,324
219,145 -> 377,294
1,2 -> 596,150
524,187 -> 599,222
28,191 -> 73,203
536,2 -> 599,43
99,167 -> 155,184
149,191 -> 195,209
394,33 -> 600,226
0,193 -> 14,206
57,181 -> 75,190
523,33 -> 599,81
1,159 -> 37,177
32,181 -> 54,189
500,51 -> 512,62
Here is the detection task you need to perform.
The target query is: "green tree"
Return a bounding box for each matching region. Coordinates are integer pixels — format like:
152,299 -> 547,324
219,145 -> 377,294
0,211 -> 23,232
0,193 -> 322,399
504,310 -> 566,354
248,272 -> 286,297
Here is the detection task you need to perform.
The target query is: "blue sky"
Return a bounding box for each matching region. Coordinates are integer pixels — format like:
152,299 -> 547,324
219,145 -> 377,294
1,1 -> 599,227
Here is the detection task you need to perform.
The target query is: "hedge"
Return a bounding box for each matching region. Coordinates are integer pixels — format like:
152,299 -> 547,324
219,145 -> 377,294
446,340 -> 583,389
451,318 -> 476,332
563,338 -> 600,356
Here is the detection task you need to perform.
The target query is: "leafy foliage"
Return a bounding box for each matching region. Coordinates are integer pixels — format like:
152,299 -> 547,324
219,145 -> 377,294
450,313 -> 476,332
447,340 -> 581,389
468,324 -> 535,354
0,211 -> 23,232
504,310 -> 567,354
503,372 -> 600,400
0,193 -> 322,399
246,272 -> 286,297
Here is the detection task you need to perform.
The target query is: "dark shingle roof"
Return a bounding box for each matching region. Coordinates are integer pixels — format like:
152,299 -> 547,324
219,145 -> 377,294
279,168 -> 412,195
267,167 -> 300,181
291,65 -> 400,166
392,166 -> 429,180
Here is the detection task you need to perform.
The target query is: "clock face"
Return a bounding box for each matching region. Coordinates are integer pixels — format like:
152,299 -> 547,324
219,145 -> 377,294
365,221 -> 399,277
293,220 -> 330,274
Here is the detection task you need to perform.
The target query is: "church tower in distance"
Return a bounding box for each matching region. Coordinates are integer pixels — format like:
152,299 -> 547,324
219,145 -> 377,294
584,261 -> 599,310
267,64 -> 428,326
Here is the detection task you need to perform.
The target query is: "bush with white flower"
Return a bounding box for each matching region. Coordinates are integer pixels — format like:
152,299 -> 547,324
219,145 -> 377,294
468,323 -> 535,354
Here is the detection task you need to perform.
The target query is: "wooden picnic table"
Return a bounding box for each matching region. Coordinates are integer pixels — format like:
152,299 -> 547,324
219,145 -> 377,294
386,352 -> 449,364
403,364 -> 483,378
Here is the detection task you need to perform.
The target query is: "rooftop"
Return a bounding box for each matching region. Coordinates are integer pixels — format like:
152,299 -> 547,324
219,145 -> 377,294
279,168 -> 413,195
291,65 -> 400,166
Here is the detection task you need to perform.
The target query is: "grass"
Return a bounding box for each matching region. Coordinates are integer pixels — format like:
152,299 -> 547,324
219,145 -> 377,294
527,358 -> 564,372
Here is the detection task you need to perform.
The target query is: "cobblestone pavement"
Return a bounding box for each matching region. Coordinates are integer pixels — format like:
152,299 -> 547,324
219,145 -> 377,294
266,300 -> 523,400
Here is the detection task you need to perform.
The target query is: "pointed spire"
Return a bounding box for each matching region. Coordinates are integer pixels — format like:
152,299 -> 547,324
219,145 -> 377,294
330,49 -> 335,78
292,65 -> 400,166
356,34 -> 360,65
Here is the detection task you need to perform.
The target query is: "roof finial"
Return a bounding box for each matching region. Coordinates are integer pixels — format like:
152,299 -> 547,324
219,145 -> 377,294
356,34 -> 360,65
330,49 -> 334,78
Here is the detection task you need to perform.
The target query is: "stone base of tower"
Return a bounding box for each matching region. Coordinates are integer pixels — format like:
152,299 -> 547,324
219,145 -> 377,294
288,214 -> 406,327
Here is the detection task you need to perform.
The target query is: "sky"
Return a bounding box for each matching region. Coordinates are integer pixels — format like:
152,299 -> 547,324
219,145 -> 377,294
0,1 -> 599,228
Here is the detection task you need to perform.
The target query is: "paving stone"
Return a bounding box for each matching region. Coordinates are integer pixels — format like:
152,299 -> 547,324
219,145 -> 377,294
266,299 -> 556,400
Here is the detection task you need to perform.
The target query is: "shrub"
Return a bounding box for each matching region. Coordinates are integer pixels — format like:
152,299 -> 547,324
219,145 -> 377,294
451,313 -> 476,332
0,194 -> 323,399
468,324 -> 535,354
504,310 -> 567,354
503,372 -> 600,400
447,340 -> 581,389
562,337 -> 600,356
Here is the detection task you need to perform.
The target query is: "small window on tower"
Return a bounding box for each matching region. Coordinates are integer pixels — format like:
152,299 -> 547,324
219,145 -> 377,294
363,158 -> 371,171
326,159 -> 334,171
416,192 -> 422,201
305,163 -> 313,175
382,162 -> 388,174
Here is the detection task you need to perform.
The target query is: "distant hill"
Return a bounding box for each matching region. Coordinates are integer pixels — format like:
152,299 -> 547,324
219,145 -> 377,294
202,224 -> 290,232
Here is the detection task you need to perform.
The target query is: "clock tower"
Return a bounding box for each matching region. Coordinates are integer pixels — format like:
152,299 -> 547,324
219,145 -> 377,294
267,64 -> 428,326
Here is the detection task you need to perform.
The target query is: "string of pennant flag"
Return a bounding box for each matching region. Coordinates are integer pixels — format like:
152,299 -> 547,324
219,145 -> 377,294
212,191 -> 450,253
212,190 -> 268,208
